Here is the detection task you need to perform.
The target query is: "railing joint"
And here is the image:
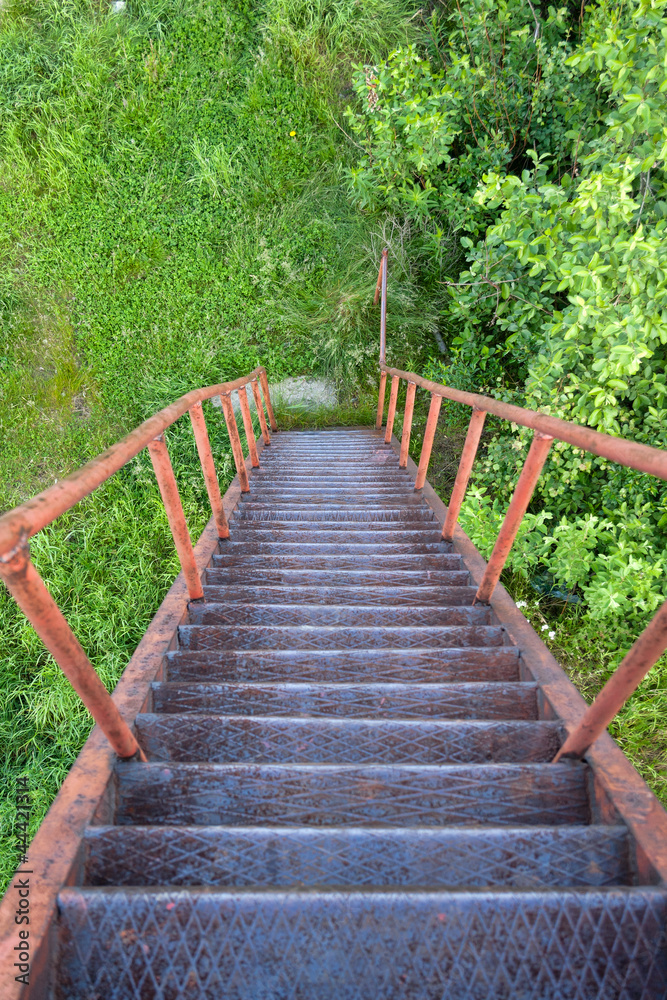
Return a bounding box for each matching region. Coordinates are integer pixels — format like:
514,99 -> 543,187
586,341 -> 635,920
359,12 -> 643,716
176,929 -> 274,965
0,531 -> 29,565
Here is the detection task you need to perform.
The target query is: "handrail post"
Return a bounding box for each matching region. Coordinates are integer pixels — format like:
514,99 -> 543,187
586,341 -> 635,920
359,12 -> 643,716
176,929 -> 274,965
220,392 -> 250,492
379,249 -> 388,364
475,431 -> 554,604
373,254 -> 384,306
189,401 -> 230,540
147,433 -> 205,601
415,393 -> 442,490
251,378 -> 271,445
555,597 -> 667,761
399,381 -> 416,467
442,407 -> 487,541
0,538 -> 144,760
259,369 -> 277,432
376,371 -> 387,430
238,386 -> 260,468
384,375 -> 400,444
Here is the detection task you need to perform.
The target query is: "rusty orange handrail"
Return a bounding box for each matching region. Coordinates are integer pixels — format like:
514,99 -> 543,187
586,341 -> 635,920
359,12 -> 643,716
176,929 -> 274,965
380,364 -> 667,481
0,367 -> 272,553
0,366 -> 276,759
374,274 -> 667,762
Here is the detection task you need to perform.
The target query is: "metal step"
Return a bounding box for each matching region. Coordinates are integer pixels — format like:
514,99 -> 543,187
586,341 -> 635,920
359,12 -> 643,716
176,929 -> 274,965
232,509 -> 437,521
238,494 -> 428,506
226,528 -> 445,543
246,480 -> 421,488
164,647 -> 521,683
204,569 -> 471,587
151,680 -> 539,719
215,542 -> 449,554
177,624 -> 502,651
248,488 -> 424,503
135,715 -> 562,764
211,552 -> 463,570
83,824 -> 633,888
201,585 -> 480,606
257,464 -> 401,470
55,886 -> 667,1000
187,604 -> 488,628
114,761 -> 590,827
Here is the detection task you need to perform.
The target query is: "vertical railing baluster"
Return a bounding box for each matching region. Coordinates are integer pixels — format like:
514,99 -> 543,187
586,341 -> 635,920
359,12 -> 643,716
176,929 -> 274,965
251,378 -> 271,445
148,433 -> 205,600
0,539 -> 144,759
474,431 -> 554,604
379,249 -> 388,365
384,375 -> 400,444
415,393 -> 442,490
376,371 -> 387,430
219,392 -> 250,492
373,254 -> 384,306
238,386 -> 260,468
442,407 -> 487,542
259,369 -> 278,432
189,401 -> 230,540
399,382 -> 416,468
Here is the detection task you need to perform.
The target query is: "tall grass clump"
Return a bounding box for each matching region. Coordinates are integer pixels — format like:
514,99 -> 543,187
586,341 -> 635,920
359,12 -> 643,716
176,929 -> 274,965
262,0 -> 421,85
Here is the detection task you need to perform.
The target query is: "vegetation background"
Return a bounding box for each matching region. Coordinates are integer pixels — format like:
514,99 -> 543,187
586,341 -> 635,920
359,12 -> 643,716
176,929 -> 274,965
1,0 -> 666,893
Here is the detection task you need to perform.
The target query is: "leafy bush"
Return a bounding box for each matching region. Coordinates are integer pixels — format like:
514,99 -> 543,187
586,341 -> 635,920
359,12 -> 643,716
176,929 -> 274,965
347,0 -> 667,627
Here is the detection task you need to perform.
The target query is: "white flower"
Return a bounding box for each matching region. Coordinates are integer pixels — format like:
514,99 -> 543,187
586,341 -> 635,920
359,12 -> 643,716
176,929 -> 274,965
548,630 -> 556,639
541,624 -> 548,631
516,601 -> 527,608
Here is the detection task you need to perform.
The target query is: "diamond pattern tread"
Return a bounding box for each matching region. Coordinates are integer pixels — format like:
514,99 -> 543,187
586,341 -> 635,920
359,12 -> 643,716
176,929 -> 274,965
187,603 -> 489,628
202,584 -> 480,606
204,568 -> 471,587
238,497 -> 429,509
164,647 -> 521,683
226,528 -> 445,542
211,552 -> 464,570
83,825 -> 632,889
177,624 -> 502,651
114,762 -> 590,827
246,489 -> 422,499
56,886 -> 667,1000
238,494 -> 430,506
233,509 -> 437,521
216,541 -> 448,554
135,715 -> 562,764
151,680 -> 538,718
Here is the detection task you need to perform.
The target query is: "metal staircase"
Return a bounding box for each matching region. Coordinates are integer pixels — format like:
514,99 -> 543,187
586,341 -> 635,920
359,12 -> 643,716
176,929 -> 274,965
50,430 -> 666,998
1,338 -> 667,996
